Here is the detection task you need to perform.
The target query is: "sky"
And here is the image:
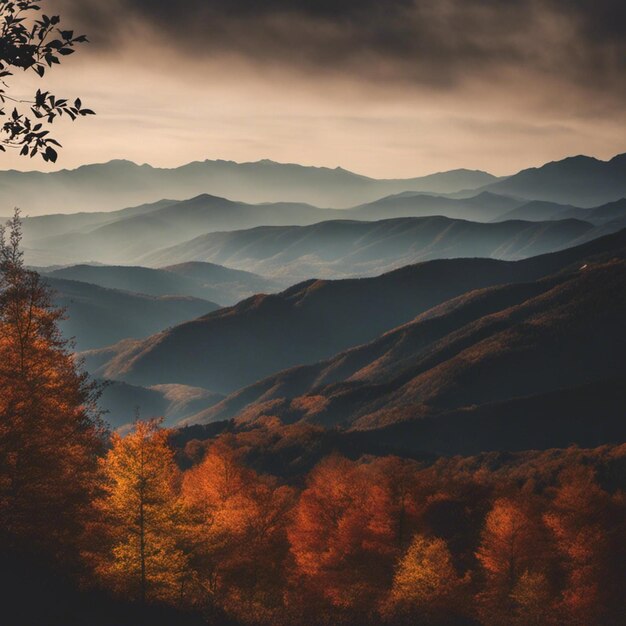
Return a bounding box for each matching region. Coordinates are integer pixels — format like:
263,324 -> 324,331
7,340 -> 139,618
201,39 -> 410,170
2,0 -> 626,178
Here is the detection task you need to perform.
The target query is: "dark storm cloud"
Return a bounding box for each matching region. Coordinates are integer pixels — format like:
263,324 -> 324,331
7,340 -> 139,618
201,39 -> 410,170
59,0 -> 626,94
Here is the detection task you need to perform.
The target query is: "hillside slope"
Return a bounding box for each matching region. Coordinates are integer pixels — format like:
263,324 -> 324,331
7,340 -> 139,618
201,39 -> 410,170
208,262 -> 626,430
47,277 -> 219,350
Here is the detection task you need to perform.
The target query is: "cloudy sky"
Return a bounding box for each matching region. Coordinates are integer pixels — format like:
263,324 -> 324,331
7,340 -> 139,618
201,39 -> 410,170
4,0 -> 626,177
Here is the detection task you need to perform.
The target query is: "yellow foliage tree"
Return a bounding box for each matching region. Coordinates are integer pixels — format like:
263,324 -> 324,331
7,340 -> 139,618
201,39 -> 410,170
384,534 -> 468,623
509,570 -> 552,625
92,419 -> 187,604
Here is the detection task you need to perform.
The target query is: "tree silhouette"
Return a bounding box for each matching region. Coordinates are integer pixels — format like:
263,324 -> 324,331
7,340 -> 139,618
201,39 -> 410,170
0,0 -> 94,162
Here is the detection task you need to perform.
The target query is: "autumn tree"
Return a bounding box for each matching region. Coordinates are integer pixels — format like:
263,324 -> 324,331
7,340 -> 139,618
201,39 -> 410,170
475,496 -> 553,626
288,455 -> 401,618
0,0 -> 94,161
91,419 -> 187,604
182,438 -> 294,622
544,466 -> 625,626
0,210 -> 102,555
383,534 -> 469,624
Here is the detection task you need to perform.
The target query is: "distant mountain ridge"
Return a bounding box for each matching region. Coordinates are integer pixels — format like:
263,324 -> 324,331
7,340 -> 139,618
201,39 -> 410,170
481,153 -> 626,207
45,262 -> 280,306
46,277 -> 219,351
0,158 -> 499,215
497,198 -> 626,224
139,216 -> 596,281
24,192 -> 616,273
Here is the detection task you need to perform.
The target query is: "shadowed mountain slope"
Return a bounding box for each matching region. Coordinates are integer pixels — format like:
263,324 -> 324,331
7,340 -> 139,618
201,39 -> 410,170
201,261 -> 626,430
46,277 -> 219,351
344,377 -> 626,456
139,216 -> 594,280
83,228 -> 626,395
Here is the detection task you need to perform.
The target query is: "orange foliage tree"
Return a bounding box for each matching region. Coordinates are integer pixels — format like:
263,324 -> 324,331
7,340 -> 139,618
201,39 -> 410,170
0,211 -> 102,557
182,438 -> 294,621
544,466 -> 625,626
288,455 -> 405,617
90,419 -> 187,604
475,495 -> 553,625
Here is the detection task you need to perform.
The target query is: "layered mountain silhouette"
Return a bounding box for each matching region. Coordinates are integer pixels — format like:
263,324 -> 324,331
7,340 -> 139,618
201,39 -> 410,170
5,152 -> 624,220
0,159 -> 498,215
82,228 -> 626,396
481,153 -> 626,207
46,277 -> 219,351
45,262 -> 279,306
181,235 -> 626,455
353,190 -> 522,222
25,195 -> 338,265
496,198 -> 626,224
140,216 -> 597,281
23,192 -> 531,267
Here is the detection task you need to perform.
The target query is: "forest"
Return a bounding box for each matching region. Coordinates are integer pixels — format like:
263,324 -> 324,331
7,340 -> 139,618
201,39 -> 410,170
1,213 -> 624,626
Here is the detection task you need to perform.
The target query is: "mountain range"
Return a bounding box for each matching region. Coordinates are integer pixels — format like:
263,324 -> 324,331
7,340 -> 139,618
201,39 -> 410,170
23,193 -> 623,277
6,150 -> 625,435
140,216 -> 597,281
21,191 -> 526,266
181,231 -> 626,455
3,152 -> 625,222
497,197 -> 626,224
82,228 -> 626,398
0,159 -> 498,215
